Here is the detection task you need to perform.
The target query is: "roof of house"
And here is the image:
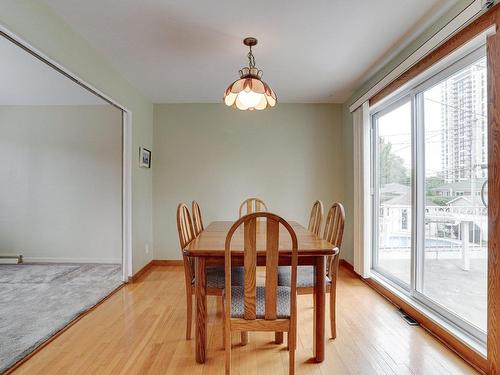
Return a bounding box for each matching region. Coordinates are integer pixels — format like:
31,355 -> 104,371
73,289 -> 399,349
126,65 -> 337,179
380,182 -> 411,195
382,191 -> 438,207
431,179 -> 487,192
446,195 -> 485,207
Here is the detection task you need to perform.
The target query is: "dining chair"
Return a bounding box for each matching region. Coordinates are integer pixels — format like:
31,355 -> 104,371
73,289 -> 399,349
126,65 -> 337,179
308,200 -> 324,236
277,202 -> 345,339
238,197 -> 268,217
191,200 -> 204,237
223,212 -> 298,375
177,203 -> 244,340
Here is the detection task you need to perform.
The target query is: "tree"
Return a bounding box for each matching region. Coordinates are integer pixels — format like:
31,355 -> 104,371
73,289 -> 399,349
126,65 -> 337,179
430,196 -> 451,206
379,139 -> 409,185
425,176 -> 450,206
426,176 -> 446,192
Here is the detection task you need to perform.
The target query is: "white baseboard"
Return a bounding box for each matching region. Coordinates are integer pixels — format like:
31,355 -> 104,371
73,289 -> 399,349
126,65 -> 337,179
0,258 -> 20,264
23,257 -> 122,264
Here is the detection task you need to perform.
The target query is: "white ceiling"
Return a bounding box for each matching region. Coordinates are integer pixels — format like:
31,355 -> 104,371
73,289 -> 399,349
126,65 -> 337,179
0,34 -> 106,106
42,0 -> 457,104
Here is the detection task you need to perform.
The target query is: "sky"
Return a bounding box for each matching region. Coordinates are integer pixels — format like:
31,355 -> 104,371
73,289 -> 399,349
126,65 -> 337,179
377,56 -> 487,182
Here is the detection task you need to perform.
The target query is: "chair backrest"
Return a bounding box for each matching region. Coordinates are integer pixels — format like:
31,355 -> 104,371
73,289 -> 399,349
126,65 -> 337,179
192,200 -> 204,237
323,203 -> 345,277
323,202 -> 345,248
307,200 -> 324,236
224,212 -> 298,321
177,202 -> 196,282
239,198 -> 268,218
177,203 -> 195,250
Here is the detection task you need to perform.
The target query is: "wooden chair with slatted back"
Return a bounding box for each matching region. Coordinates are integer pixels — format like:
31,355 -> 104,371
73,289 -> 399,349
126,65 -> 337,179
177,203 -> 244,341
323,202 -> 345,339
191,200 -> 204,237
277,202 -> 345,339
307,200 -> 324,236
223,212 -> 298,375
176,203 -> 196,340
238,198 -> 268,217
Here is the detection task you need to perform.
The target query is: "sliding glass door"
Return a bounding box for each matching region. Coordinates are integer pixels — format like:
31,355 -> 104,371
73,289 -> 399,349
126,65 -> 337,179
373,99 -> 413,287
372,47 -> 487,342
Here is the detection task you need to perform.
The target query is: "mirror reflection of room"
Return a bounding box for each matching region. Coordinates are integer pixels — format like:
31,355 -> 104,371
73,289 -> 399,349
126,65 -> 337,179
0,33 -> 123,373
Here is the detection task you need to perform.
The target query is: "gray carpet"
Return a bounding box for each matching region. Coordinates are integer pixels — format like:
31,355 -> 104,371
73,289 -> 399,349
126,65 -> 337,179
0,263 -> 122,373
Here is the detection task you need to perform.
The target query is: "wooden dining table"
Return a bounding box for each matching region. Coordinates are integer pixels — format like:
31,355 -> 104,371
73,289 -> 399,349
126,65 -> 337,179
184,220 -> 337,364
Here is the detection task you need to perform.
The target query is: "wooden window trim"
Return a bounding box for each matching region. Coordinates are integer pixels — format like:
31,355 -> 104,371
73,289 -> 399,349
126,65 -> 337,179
370,5 -> 498,106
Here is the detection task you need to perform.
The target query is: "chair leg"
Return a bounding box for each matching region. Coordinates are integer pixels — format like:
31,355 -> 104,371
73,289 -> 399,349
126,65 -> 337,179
221,297 -> 226,350
329,287 -> 337,339
289,348 -> 295,375
225,316 -> 231,374
186,288 -> 193,340
288,329 -> 296,375
330,259 -> 339,339
217,295 -> 223,316
240,331 -> 248,346
275,332 -> 284,344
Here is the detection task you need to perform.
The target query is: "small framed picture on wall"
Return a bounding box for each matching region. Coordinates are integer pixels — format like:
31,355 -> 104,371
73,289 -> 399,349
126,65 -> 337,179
139,147 -> 151,168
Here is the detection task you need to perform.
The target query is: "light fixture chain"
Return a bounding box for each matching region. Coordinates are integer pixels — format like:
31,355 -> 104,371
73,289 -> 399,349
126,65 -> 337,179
247,46 -> 256,69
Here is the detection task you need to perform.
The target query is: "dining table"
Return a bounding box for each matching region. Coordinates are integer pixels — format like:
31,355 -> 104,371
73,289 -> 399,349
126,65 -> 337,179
184,220 -> 338,364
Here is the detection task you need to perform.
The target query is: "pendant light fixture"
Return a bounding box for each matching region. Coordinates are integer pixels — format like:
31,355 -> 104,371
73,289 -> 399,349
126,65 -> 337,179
223,37 -> 277,111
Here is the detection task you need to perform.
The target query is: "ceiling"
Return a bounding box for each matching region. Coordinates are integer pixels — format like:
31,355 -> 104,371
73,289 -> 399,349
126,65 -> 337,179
42,0 -> 457,104
0,34 -> 105,105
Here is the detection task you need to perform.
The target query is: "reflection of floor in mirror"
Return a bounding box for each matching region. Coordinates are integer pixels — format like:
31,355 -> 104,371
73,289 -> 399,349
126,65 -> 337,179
0,263 -> 122,373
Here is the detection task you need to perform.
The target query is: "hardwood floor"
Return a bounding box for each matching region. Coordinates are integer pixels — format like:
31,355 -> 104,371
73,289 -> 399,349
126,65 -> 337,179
10,265 -> 478,375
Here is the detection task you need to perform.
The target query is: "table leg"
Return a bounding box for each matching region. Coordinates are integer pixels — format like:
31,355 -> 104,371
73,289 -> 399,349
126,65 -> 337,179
313,256 -> 325,362
195,257 -> 207,364
275,332 -> 284,344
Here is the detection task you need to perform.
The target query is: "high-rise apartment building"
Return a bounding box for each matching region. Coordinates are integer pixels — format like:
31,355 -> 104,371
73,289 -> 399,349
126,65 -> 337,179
440,56 -> 487,183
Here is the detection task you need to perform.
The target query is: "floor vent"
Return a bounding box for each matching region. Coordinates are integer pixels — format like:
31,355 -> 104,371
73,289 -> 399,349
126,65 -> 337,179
398,308 -> 419,326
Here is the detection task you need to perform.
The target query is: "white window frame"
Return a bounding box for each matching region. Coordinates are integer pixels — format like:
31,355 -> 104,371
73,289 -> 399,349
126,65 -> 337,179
369,34 -> 492,346
371,95 -> 414,293
353,102 -> 372,278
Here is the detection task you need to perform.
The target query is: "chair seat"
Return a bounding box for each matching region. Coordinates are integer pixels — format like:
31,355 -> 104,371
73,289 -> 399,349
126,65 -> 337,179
192,266 -> 245,289
228,286 -> 291,319
277,266 -> 331,288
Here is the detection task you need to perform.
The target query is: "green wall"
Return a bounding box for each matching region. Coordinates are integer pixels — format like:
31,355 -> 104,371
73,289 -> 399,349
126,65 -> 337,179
153,103 -> 344,259
0,0 -> 154,273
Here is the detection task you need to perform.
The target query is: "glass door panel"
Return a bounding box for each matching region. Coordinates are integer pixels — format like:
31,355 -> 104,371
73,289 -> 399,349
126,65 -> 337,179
421,56 -> 487,332
374,100 -> 412,286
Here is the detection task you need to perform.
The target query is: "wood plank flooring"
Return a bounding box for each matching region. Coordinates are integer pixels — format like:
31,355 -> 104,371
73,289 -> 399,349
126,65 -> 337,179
10,265 -> 478,374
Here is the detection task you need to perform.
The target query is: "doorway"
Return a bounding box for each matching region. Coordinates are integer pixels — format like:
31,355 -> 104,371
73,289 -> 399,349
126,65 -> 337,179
0,27 -> 132,373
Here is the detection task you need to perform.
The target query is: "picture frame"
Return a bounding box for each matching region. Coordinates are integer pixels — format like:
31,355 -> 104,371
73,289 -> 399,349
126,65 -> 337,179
139,147 -> 151,168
